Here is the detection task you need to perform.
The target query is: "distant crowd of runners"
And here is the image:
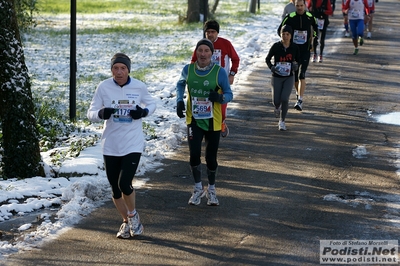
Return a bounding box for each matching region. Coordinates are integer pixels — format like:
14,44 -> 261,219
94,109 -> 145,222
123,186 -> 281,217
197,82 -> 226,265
269,0 -> 377,131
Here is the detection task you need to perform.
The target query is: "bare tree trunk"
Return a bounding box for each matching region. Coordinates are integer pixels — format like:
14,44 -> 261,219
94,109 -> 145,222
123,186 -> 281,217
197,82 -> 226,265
187,0 -> 200,22
249,0 -> 257,13
211,0 -> 220,14
0,0 -> 44,179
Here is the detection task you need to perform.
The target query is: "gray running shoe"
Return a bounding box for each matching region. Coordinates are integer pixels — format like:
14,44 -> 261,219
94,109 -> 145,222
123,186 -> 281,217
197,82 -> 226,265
188,188 -> 206,205
206,189 -> 219,206
279,120 -> 287,131
128,212 -> 144,236
116,222 -> 130,239
274,106 -> 281,118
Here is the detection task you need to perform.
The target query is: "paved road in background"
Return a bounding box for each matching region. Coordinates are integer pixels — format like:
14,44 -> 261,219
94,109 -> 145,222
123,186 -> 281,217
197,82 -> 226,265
3,0 -> 400,265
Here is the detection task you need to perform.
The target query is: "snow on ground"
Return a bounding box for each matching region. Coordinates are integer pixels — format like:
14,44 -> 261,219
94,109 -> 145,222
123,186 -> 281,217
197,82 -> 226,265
1,1 -> 400,259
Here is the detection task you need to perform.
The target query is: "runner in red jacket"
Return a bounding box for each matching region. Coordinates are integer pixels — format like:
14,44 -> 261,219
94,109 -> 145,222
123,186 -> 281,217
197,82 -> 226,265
307,0 -> 333,62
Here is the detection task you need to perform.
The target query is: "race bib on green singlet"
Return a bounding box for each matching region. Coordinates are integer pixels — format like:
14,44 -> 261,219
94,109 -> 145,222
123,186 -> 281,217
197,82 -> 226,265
191,96 -> 213,119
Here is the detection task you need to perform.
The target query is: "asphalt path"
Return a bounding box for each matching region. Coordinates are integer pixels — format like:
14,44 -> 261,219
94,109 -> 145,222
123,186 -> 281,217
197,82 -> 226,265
3,0 -> 400,265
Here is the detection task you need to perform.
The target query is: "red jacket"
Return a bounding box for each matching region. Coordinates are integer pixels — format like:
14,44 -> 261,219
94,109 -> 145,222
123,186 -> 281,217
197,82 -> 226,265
307,0 -> 333,16
366,0 -> 375,12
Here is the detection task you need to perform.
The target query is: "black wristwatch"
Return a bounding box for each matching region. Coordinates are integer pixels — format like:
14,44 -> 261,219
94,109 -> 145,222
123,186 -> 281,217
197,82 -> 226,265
229,71 -> 236,76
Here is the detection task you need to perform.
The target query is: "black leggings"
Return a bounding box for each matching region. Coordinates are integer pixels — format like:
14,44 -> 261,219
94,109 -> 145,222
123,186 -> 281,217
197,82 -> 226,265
103,153 -> 141,199
295,50 -> 310,81
314,18 -> 330,56
187,123 -> 220,171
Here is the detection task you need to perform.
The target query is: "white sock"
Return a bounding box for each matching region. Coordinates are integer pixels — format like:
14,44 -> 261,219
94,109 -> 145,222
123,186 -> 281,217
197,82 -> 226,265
298,96 -> 303,101
208,184 -> 215,191
194,182 -> 202,190
127,209 -> 137,217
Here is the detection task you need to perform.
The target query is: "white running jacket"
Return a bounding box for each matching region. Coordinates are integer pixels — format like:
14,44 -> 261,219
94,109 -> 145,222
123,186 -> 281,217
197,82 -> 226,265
87,77 -> 156,156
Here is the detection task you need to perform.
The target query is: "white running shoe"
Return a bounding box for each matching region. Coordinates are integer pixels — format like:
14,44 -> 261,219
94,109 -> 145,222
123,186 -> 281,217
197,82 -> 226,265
318,55 -> 323,63
128,212 -> 144,236
367,32 -> 371,39
312,54 -> 317,63
344,31 -> 350,37
294,99 -> 303,111
278,120 -> 287,131
116,222 -> 130,239
188,187 -> 206,205
206,189 -> 219,206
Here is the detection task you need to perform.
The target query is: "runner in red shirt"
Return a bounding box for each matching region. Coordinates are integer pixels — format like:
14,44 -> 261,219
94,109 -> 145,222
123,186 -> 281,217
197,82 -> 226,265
307,0 -> 333,63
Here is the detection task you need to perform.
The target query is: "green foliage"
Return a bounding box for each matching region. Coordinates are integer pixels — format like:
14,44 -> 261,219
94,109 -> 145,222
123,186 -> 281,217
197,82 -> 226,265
34,99 -> 100,154
35,101 -> 74,152
48,134 -> 100,168
160,52 -> 192,66
15,0 -> 39,30
143,122 -> 157,141
8,94 -> 97,178
37,0 -> 184,14
0,184 -> 15,191
77,24 -> 179,36
130,69 -> 147,82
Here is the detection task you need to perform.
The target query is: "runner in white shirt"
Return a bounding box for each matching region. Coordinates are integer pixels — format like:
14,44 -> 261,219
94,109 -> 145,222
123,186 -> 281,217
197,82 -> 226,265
87,53 -> 156,239
343,0 -> 371,54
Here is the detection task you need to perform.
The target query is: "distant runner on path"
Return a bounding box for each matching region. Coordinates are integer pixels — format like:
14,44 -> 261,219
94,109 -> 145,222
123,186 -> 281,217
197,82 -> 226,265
343,0 -> 371,55
278,0 -> 318,111
265,25 -> 300,131
307,0 -> 333,63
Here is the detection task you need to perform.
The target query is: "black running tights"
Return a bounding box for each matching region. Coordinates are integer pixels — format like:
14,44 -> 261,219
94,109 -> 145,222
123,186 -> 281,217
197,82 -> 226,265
187,123 -> 220,171
103,153 -> 141,199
